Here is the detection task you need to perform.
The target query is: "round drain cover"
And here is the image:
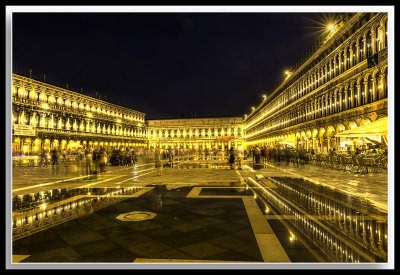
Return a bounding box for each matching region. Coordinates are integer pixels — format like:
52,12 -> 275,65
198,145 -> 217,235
116,211 -> 157,222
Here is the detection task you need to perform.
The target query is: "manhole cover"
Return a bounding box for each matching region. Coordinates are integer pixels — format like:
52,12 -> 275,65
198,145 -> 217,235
116,211 -> 157,222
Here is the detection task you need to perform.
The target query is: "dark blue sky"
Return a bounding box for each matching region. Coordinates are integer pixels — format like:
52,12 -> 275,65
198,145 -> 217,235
12,12 -> 340,119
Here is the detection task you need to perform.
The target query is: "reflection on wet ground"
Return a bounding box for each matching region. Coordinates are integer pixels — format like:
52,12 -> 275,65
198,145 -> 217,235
11,159 -> 388,264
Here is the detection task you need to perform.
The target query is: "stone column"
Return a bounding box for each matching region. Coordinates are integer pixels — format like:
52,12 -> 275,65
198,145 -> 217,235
349,85 -> 355,109
356,84 -> 362,106
363,81 -> 369,105
379,74 -> 385,99
349,48 -> 354,67
344,86 -> 349,110
362,37 -> 367,59
325,63 -> 328,83
378,24 -> 385,49
371,77 -> 377,102
355,43 -> 360,64
332,59 -> 337,78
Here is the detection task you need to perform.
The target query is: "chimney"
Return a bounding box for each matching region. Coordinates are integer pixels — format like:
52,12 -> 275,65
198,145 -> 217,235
65,82 -> 69,90
80,88 -> 83,94
26,69 -> 32,78
104,96 -> 107,101
42,74 -> 46,82
95,91 -> 99,99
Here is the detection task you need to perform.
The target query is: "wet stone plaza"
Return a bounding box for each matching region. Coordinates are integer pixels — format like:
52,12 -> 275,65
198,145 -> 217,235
11,155 -> 389,265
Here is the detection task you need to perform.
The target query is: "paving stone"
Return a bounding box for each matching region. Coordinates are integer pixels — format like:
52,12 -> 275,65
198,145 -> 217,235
14,161 -> 380,263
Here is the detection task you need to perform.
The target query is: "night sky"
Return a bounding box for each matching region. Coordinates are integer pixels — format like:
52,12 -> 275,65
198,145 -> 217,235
12,11 -> 340,119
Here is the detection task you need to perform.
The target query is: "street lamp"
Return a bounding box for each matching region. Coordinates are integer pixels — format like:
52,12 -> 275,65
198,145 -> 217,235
328,24 -> 335,31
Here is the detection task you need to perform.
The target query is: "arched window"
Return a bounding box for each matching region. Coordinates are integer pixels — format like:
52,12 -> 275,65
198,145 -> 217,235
18,86 -> 28,99
64,99 -> 71,108
12,85 -> 18,97
366,30 -> 372,58
29,89 -> 38,101
351,42 -> 357,66
358,36 -> 364,62
57,96 -> 64,106
48,95 -> 56,105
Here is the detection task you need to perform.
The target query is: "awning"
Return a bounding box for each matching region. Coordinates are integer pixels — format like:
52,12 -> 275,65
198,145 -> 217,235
335,117 -> 388,138
278,135 -> 297,145
67,142 -> 83,149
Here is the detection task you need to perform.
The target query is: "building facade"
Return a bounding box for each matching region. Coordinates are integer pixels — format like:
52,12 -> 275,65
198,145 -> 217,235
244,12 -> 388,152
11,13 -> 389,155
147,117 -> 244,151
12,73 -> 147,154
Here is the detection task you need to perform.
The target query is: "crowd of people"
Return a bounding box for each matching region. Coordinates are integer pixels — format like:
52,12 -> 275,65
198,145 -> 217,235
13,143 -> 387,176
246,143 -> 388,168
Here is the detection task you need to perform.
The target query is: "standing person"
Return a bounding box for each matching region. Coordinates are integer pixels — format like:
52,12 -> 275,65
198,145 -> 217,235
84,149 -> 93,176
154,146 -> 163,176
51,148 -> 58,175
262,147 -> 267,164
228,147 -> 235,169
131,149 -> 137,166
255,146 -> 261,164
39,149 -> 46,167
237,149 -> 243,169
98,148 -> 107,175
92,149 -> 99,180
168,147 -> 173,162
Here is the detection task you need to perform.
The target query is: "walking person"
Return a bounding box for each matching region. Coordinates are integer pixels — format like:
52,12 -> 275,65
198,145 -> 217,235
154,146 -> 163,176
168,147 -> 173,162
39,149 -> 46,167
131,149 -> 137,166
92,149 -> 99,180
229,147 -> 235,169
84,149 -> 93,176
98,147 -> 107,175
254,146 -> 261,164
51,148 -> 59,175
237,149 -> 243,170
262,146 -> 267,164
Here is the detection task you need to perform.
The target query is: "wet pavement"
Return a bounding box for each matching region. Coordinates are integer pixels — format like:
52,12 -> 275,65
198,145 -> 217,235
10,158 -> 389,265
248,160 -> 388,213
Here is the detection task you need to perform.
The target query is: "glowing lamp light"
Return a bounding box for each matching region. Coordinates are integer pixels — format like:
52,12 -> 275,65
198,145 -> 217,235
328,24 -> 335,31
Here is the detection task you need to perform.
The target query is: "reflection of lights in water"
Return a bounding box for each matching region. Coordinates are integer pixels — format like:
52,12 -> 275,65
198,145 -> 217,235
289,231 -> 297,242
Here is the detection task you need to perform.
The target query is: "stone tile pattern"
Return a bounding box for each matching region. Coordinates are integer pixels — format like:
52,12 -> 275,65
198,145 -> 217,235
12,186 -> 264,263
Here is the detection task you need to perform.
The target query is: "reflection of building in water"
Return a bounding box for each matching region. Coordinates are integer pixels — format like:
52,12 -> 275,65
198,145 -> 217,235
12,73 -> 147,154
147,117 -> 244,151
244,13 -> 388,152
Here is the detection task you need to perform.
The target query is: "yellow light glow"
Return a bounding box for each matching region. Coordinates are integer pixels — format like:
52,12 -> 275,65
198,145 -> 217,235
87,113 -> 93,118
328,24 -> 335,31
